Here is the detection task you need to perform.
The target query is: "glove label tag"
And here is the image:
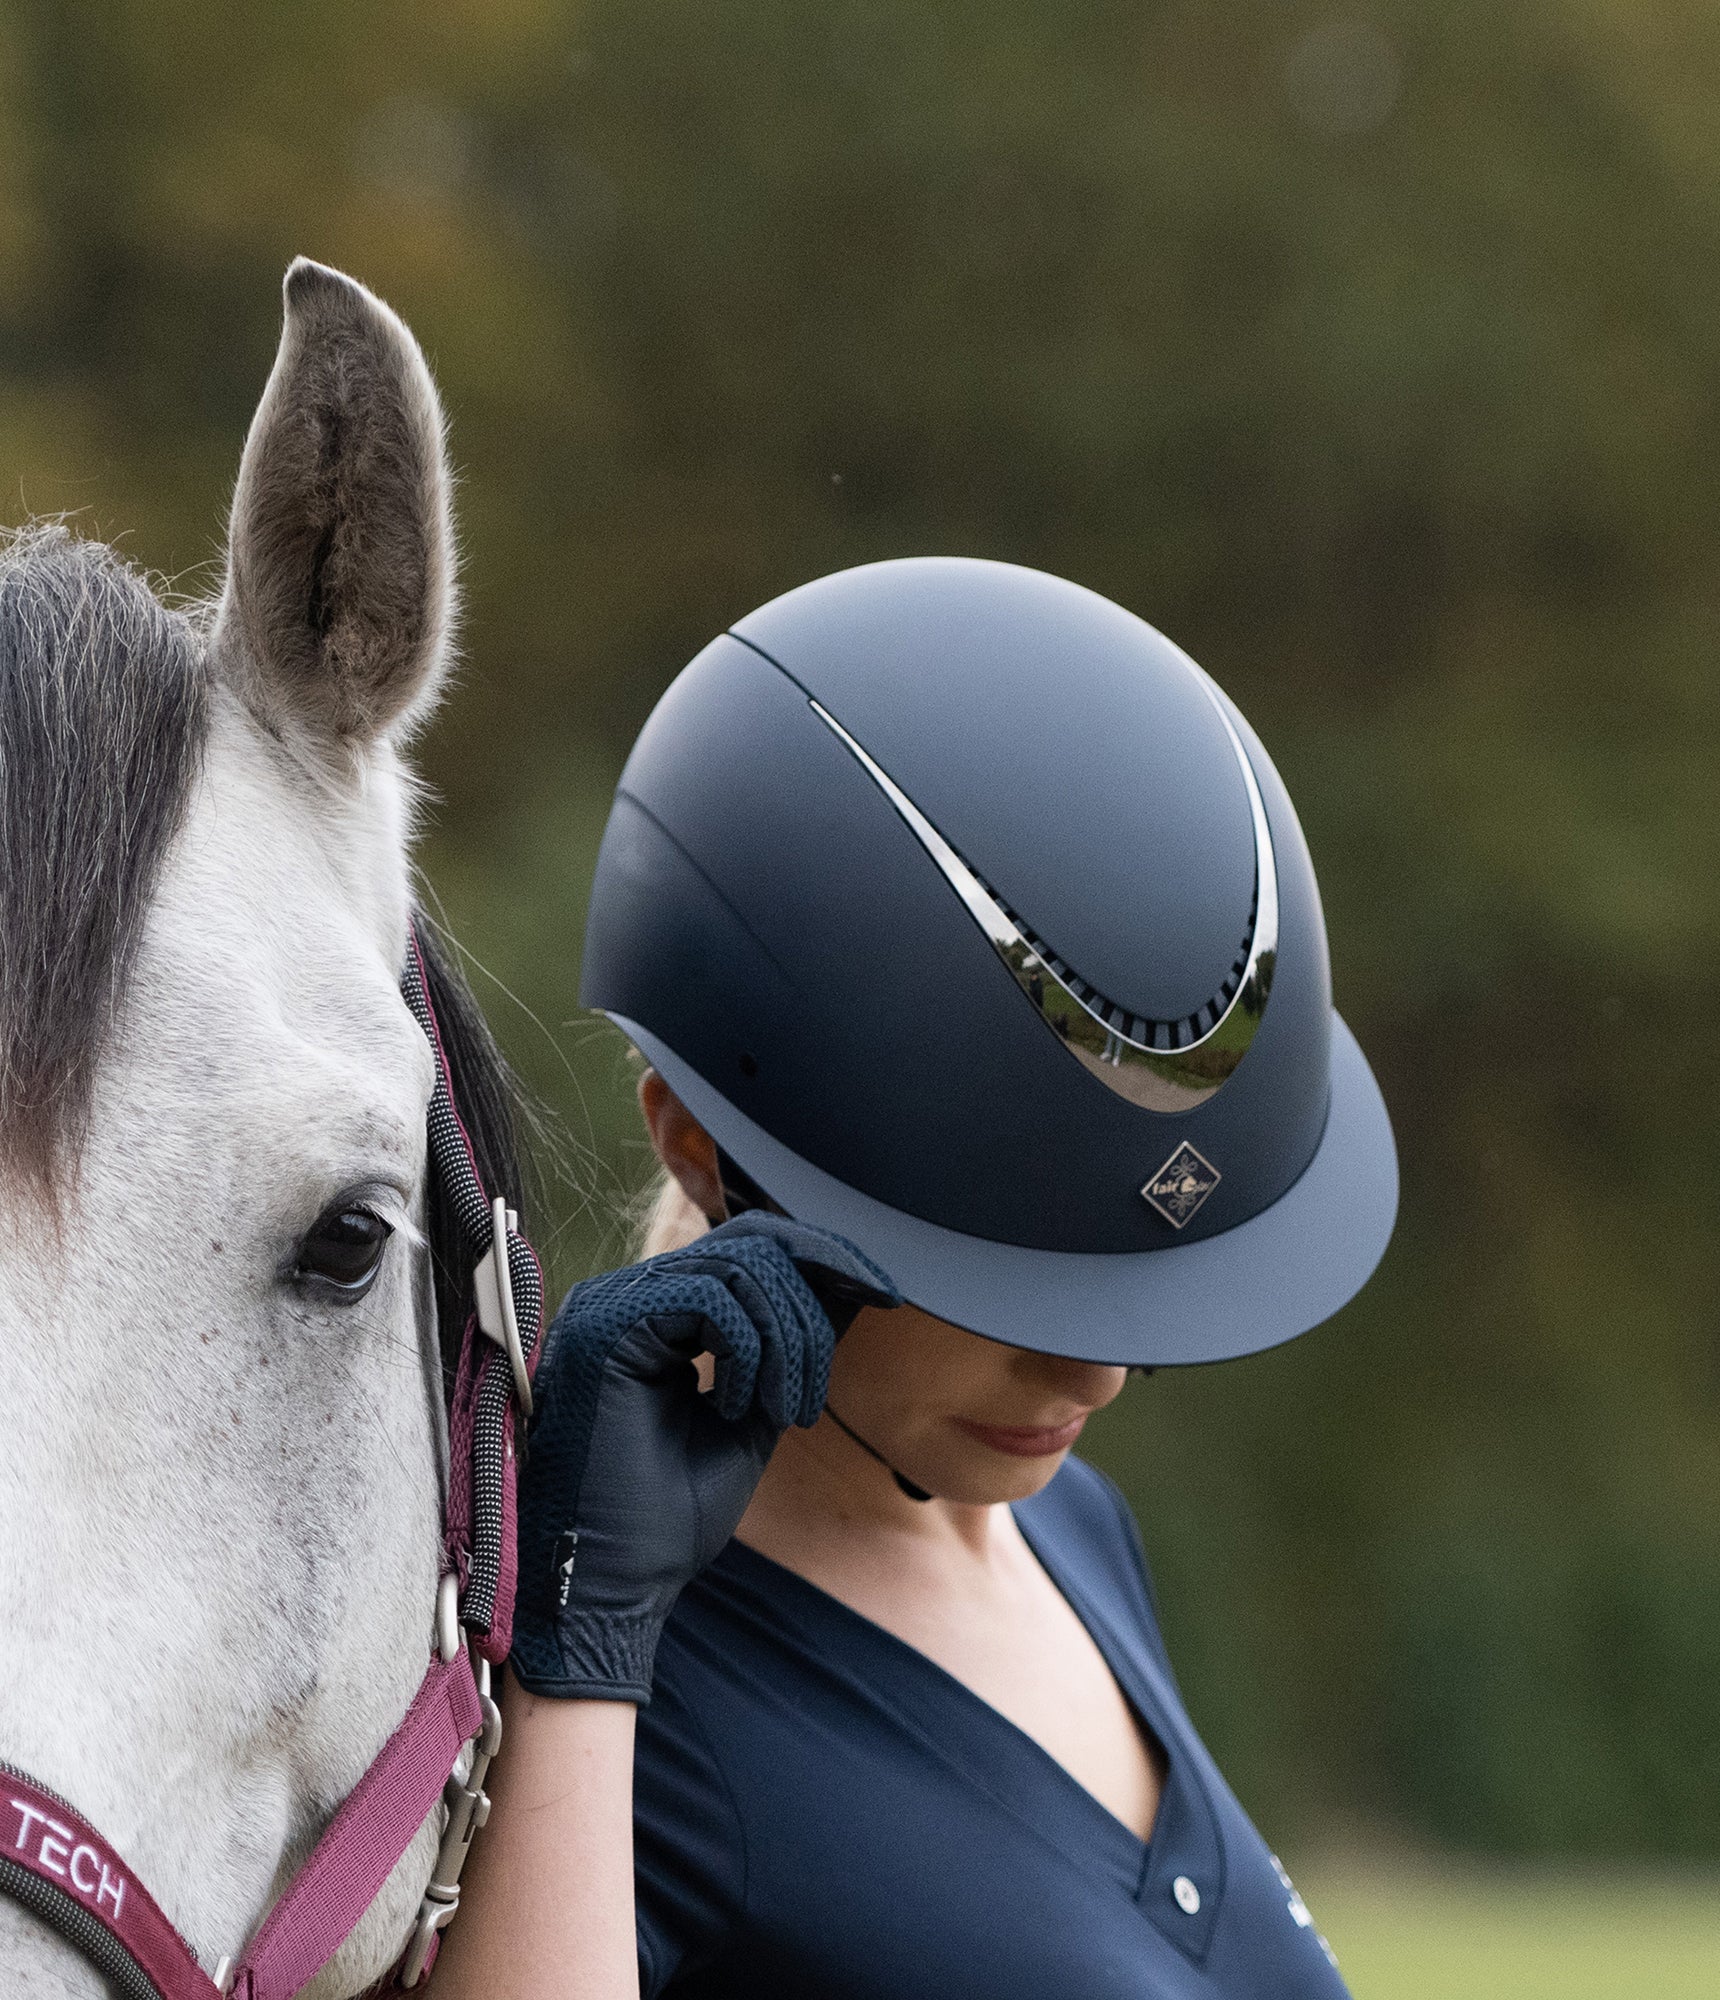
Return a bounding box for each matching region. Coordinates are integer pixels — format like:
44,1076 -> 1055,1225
553,1532 -> 579,1608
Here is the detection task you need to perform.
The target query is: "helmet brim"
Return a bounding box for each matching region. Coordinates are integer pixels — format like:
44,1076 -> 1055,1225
616,1011 -> 1397,1367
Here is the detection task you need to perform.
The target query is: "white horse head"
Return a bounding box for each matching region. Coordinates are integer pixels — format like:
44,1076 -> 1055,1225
0,262 -> 510,1997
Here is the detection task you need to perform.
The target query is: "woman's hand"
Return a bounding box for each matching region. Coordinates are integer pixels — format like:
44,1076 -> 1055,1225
511,1213 -> 899,1702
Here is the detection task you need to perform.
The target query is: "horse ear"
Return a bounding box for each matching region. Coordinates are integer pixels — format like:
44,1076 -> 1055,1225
214,259 -> 455,751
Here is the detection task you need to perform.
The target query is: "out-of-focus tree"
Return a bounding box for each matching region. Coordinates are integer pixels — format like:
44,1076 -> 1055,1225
1,0 -> 1716,1856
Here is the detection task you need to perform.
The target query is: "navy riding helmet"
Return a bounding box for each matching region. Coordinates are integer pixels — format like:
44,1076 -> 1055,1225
582,558 -> 1396,1366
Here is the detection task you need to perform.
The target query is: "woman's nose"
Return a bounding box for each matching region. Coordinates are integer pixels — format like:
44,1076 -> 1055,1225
1022,1352 -> 1129,1412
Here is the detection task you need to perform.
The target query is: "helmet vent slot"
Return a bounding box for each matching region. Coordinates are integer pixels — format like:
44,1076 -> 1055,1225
991,880 -> 1258,1056
806,687 -> 1279,1111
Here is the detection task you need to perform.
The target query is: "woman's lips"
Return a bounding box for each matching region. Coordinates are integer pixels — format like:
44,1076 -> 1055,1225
953,1414 -> 1089,1459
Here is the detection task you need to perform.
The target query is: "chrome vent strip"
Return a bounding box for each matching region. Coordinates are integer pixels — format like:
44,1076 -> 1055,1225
807,681 -> 1277,1111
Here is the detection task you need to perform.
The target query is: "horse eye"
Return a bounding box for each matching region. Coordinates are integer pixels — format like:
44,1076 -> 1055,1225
294,1206 -> 393,1299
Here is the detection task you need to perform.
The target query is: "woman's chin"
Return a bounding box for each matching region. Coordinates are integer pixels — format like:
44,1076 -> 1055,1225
929,1442 -> 1078,1507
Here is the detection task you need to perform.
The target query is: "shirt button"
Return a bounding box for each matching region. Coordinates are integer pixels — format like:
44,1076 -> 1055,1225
1172,1875 -> 1202,1915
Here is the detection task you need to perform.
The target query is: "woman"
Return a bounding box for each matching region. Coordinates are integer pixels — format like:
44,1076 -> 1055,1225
438,558 -> 1396,1998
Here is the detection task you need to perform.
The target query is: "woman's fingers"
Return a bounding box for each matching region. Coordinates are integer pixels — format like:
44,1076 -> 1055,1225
583,1224 -> 868,1430
634,1272 -> 765,1411
707,1213 -> 901,1310
705,1253 -> 815,1427
707,1241 -> 826,1427
652,1241 -> 835,1429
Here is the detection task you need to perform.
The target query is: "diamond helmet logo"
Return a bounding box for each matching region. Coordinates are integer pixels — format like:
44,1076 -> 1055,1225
1141,1142 -> 1222,1228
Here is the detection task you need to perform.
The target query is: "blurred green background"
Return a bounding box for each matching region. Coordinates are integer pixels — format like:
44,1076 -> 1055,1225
3,0 -> 1717,1979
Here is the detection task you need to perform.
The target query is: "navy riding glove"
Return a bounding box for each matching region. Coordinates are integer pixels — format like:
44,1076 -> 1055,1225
510,1212 -> 900,1702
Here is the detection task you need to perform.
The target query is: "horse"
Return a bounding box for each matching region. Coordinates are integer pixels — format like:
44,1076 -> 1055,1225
0,260 -> 530,1998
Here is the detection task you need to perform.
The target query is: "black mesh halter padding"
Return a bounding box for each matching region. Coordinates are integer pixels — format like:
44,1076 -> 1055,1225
0,1858 -> 163,2000
401,927 -> 543,1640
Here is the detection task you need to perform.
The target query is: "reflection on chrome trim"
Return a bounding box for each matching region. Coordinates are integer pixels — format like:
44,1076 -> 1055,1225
808,679 -> 1277,1111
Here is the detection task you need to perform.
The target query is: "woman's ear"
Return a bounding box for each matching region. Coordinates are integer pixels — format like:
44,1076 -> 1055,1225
638,1070 -> 726,1224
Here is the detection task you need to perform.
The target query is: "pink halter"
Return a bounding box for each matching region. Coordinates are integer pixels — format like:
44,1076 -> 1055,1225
0,927 -> 543,1999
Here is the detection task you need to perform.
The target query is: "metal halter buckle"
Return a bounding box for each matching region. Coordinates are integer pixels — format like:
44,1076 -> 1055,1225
398,1655 -> 505,1988
473,1194 -> 533,1416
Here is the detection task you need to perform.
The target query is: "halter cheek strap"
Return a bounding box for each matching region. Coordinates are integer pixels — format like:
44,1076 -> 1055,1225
400,928 -> 544,1664
0,924 -> 543,1999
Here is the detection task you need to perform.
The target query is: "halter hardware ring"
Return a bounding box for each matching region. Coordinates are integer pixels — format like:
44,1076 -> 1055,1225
435,1573 -> 461,1667
473,1195 -> 533,1417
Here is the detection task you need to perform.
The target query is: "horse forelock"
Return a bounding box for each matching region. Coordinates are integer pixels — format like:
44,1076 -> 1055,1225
0,524 -> 209,1191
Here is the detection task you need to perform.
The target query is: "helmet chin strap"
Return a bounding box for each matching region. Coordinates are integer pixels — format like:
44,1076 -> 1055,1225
708,1148 -> 935,1504
823,1403 -> 935,1504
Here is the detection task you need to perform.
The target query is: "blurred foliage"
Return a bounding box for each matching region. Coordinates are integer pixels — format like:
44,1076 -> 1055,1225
2,0 -> 1717,1857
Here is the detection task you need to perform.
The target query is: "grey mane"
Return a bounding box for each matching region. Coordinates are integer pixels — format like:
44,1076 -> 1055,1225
0,525 -> 208,1188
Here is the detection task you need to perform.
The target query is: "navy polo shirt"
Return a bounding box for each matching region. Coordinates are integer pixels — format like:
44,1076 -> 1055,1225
633,1456 -> 1349,1997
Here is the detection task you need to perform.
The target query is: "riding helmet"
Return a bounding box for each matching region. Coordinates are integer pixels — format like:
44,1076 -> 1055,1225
582,557 -> 1396,1366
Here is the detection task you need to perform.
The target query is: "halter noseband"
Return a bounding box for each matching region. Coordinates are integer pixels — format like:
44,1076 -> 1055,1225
0,924 -> 543,2000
